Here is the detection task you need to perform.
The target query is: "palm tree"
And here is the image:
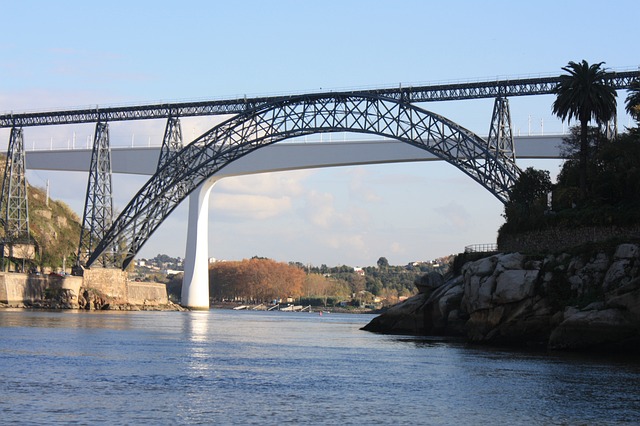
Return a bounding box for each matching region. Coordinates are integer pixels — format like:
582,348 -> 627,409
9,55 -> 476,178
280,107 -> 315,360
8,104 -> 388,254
626,79 -> 640,125
552,60 -> 617,200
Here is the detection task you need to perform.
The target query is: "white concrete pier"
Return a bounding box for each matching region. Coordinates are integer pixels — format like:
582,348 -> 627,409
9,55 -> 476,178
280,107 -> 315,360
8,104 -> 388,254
181,177 -> 218,309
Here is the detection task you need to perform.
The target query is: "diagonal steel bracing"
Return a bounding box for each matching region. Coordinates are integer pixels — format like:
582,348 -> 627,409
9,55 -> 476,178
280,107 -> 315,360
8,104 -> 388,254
157,116 -> 184,169
487,97 -> 516,165
77,122 -> 116,267
0,127 -> 30,243
88,93 -> 520,270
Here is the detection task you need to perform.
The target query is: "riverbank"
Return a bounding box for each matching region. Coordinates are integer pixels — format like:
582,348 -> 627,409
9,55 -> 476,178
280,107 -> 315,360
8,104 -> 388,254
363,243 -> 640,352
210,301 -> 376,314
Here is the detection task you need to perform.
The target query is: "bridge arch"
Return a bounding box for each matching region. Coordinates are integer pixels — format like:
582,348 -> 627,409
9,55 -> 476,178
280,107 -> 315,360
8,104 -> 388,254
88,93 -> 520,269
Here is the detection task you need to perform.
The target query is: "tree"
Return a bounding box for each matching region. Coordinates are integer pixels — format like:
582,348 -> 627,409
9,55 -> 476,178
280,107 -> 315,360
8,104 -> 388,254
209,258 -> 305,303
552,60 -> 617,201
502,167 -> 552,232
626,79 -> 640,126
376,256 -> 389,270
590,133 -> 640,207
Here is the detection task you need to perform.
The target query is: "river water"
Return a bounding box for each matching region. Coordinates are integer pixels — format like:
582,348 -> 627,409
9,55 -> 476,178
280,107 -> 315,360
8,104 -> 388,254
1,309 -> 639,425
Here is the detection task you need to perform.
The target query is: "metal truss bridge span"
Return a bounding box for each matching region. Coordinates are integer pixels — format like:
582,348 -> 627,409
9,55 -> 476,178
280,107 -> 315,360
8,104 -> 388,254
88,93 -> 519,269
1,70 -> 638,128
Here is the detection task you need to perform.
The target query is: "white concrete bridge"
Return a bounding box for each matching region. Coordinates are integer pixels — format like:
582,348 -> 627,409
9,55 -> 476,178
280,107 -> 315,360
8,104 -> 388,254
25,135 -> 565,309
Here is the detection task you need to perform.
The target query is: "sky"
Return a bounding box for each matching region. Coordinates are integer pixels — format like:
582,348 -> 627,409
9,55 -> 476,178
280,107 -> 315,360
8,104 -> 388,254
0,0 -> 638,267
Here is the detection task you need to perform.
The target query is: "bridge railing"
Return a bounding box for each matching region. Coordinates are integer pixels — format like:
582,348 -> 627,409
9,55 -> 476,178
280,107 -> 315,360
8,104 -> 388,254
464,243 -> 498,253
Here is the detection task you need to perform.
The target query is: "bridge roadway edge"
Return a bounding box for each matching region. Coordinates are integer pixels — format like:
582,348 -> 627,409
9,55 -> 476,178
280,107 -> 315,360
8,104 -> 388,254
25,136 -> 564,175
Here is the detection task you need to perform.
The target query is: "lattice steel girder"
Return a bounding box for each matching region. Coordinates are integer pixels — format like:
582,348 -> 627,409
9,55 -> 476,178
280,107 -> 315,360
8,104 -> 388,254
77,122 -> 117,267
2,71 -> 638,128
157,116 -> 184,169
1,127 -> 30,241
88,93 -> 521,270
487,97 -> 516,163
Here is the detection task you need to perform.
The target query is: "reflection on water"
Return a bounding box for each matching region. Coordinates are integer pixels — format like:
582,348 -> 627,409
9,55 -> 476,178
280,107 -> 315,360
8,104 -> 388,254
1,309 -> 639,425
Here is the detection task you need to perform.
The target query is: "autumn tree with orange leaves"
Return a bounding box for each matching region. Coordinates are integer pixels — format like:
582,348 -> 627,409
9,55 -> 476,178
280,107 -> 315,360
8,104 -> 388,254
209,258 -> 305,303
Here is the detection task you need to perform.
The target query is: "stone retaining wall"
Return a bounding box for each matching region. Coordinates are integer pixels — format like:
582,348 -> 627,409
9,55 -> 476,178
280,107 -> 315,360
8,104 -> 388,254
0,273 -> 44,304
0,270 -> 167,308
498,225 -> 640,253
127,282 -> 168,305
81,268 -> 128,302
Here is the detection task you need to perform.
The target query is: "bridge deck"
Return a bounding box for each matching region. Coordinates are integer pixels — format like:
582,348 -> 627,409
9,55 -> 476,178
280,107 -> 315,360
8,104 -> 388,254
25,136 -> 564,176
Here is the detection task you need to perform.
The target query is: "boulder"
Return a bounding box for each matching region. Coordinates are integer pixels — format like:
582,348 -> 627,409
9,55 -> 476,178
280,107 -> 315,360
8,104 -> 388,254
415,271 -> 444,294
615,244 -> 640,260
462,275 -> 495,313
496,253 -> 525,271
603,259 -> 632,292
463,255 -> 498,277
605,277 -> 640,318
493,270 -> 538,304
361,292 -> 428,334
548,308 -> 639,350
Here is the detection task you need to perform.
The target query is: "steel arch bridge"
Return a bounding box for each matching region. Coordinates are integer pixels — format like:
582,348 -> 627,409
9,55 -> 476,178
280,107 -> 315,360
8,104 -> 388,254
89,92 -> 520,269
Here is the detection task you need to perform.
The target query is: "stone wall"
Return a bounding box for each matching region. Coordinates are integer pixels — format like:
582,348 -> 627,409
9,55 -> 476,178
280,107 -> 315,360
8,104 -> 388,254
81,268 -> 128,302
0,273 -> 82,306
0,270 -> 168,308
0,273 -> 45,304
498,225 -> 640,253
127,282 -> 168,305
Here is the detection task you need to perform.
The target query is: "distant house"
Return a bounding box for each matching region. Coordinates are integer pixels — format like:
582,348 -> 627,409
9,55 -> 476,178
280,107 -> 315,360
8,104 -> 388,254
354,267 -> 365,276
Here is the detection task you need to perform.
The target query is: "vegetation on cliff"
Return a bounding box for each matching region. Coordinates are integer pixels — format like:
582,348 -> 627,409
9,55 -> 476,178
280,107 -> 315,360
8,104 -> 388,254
499,60 -> 640,244
0,155 -> 82,271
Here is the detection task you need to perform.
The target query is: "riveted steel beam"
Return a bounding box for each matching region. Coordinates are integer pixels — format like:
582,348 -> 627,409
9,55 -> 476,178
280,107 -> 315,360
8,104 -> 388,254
2,71 -> 638,128
487,97 -> 516,164
157,116 -> 184,170
0,127 -> 30,242
77,122 -> 117,268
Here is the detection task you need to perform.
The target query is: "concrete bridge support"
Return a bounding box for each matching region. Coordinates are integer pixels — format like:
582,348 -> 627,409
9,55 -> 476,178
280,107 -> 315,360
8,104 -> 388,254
181,177 -> 218,309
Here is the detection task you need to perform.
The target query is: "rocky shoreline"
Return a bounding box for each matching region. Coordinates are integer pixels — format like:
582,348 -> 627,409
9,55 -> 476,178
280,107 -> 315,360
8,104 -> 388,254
363,243 -> 640,352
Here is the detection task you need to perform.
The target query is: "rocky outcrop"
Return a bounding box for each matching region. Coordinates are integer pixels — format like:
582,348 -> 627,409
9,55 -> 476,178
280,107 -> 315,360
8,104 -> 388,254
363,243 -> 640,351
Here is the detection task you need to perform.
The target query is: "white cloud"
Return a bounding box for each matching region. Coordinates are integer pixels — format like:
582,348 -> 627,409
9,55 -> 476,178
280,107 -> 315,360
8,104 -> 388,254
303,189 -> 365,230
315,232 -> 370,259
215,170 -> 310,197
347,167 -> 382,203
207,171 -> 314,221
211,192 -> 292,221
433,201 -> 471,232
390,242 -> 404,255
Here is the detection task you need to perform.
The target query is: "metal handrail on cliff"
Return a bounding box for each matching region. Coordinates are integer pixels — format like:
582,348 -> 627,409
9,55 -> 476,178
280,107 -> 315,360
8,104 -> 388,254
464,243 -> 498,253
